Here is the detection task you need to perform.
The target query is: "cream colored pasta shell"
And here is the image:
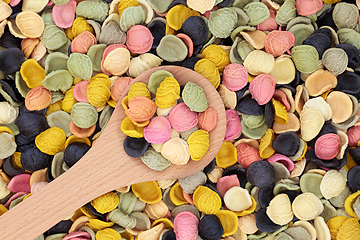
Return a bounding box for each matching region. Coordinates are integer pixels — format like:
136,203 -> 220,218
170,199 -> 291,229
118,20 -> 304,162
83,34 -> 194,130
151,143 -> 163,152
187,0 -> 215,14
0,102 -> 18,125
137,222 -> 164,240
314,216 -> 331,240
0,174 -> 10,199
207,166 -> 224,183
7,19 -> 26,38
0,19 -> 7,39
22,0 -> 48,13
243,50 -> 275,75
218,84 -> 237,109
270,56 -> 296,84
320,170 -> 347,199
292,193 -> 324,221
0,1 -> 11,22
87,19 -> 102,41
156,179 -> 176,190
303,97 -> 332,121
0,132 -> 16,159
144,201 -> 168,220
161,137 -> 190,165
103,48 -> 131,76
115,185 -> 130,193
224,186 -> 252,212
127,53 -> 162,78
137,0 -> 155,24
295,84 -> 309,114
336,130 -> 348,159
109,0 -> 121,14
300,108 -> 325,142
266,194 -> 293,225
238,214 -> 258,235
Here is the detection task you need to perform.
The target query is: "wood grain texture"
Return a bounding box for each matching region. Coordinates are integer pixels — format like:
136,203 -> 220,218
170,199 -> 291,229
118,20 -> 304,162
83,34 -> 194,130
0,66 -> 226,239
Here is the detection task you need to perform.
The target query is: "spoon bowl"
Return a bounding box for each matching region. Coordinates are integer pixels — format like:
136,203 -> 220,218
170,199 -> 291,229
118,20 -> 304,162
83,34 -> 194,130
0,66 -> 226,239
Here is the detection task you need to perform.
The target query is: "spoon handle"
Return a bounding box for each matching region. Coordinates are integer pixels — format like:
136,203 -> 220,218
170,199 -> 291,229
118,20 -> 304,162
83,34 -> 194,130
0,105 -> 160,240
0,153 -> 112,240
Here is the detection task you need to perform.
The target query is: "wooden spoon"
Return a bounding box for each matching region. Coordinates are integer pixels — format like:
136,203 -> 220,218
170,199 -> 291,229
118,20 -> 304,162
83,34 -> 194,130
0,66 -> 226,239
